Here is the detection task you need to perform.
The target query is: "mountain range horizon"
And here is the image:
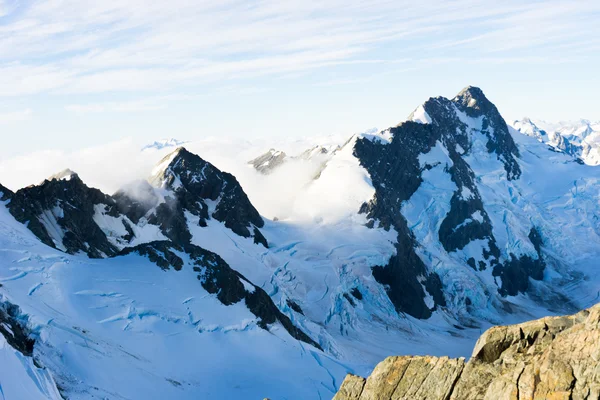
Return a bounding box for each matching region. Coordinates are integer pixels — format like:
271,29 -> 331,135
1,85 -> 600,399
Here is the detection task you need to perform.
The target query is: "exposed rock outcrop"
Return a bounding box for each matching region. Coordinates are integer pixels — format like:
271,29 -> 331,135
334,303 -> 600,399
6,170 -> 121,258
151,147 -> 268,246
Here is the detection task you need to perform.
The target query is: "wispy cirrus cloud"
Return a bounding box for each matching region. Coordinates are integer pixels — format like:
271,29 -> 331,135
65,94 -> 196,113
0,0 -> 599,98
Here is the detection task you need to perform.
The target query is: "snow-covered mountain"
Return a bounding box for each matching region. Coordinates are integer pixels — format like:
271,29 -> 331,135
511,118 -> 600,165
141,138 -> 188,151
248,144 -> 340,177
248,148 -> 288,174
5,148 -> 268,258
246,129 -> 378,176
0,150 -> 334,399
1,86 -> 600,399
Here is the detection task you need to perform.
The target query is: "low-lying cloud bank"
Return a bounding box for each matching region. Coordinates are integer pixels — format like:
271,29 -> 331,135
0,134 -> 351,222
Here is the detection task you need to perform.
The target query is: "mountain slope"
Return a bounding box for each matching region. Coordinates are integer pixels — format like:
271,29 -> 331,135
0,182 -> 11,200
5,148 -> 268,258
0,180 -> 338,399
2,148 -> 313,342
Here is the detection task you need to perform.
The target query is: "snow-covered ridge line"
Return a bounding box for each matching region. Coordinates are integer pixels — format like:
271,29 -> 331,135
511,118 -> 600,165
4,146 -> 268,258
246,127 -> 385,176
142,138 -> 188,152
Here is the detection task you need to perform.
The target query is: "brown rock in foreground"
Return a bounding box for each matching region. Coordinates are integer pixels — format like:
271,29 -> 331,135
334,304 -> 600,400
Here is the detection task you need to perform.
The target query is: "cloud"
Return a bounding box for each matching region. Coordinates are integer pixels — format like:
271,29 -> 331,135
0,132 -> 354,222
0,1 -> 598,97
0,138 -> 156,193
65,98 -> 168,113
0,108 -> 32,124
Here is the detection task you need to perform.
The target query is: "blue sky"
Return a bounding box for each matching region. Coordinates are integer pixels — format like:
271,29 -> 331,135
0,0 -> 599,159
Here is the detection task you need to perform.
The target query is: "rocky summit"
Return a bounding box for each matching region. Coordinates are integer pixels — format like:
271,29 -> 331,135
334,303 -> 600,400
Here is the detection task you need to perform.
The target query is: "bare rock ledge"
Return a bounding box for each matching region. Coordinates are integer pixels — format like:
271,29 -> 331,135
334,303 -> 600,399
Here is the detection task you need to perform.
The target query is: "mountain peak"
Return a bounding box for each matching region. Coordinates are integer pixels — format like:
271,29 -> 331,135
148,147 -> 267,245
171,146 -> 193,159
9,168 -> 118,258
456,85 -> 484,97
149,147 -> 193,188
166,146 -> 199,165
521,116 -> 533,124
248,148 -> 288,175
151,146 -> 209,186
452,86 -> 494,115
47,168 -> 79,182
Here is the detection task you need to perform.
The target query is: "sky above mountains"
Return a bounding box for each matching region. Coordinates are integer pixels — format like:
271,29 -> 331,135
0,0 -> 599,160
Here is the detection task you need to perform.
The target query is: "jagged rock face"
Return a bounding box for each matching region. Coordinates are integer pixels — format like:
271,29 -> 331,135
354,87 -> 545,317
452,86 -> 521,180
6,172 -> 120,258
354,121 -> 445,319
298,145 -> 333,159
119,241 -> 320,349
151,148 -> 267,246
334,303 -> 600,399
0,183 -> 12,201
248,149 -> 288,174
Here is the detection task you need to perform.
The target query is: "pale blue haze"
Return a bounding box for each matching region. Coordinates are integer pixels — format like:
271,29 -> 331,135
0,0 -> 599,158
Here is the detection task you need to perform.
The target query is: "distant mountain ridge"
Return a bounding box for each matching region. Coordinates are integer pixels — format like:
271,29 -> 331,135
511,118 -> 600,165
142,138 -> 188,151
